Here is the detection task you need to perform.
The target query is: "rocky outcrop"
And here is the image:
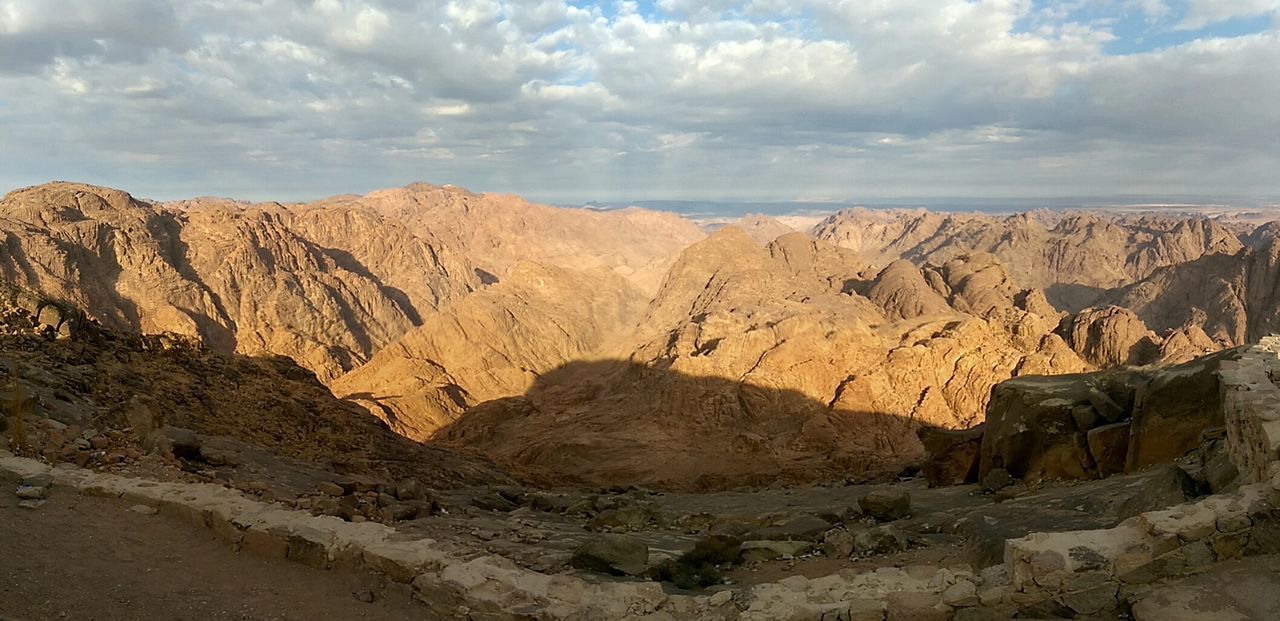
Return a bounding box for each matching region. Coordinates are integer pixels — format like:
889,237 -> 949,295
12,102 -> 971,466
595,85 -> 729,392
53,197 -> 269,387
1056,305 -> 1160,367
980,348 -> 1240,483
864,260 -> 951,321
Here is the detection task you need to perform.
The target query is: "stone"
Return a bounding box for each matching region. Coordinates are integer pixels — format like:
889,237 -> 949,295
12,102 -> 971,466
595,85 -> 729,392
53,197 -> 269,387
859,489 -> 911,521
707,589 -> 733,607
354,590 -> 375,603
128,504 -> 159,515
1062,581 -> 1119,615
587,505 -> 654,532
822,528 -> 855,558
885,591 -> 946,621
853,526 -> 908,556
17,499 -> 44,509
316,481 -> 345,497
1118,465 -> 1199,519
941,580 -> 978,607
748,515 -> 834,542
1087,421 -> 1131,477
570,534 -> 649,576
163,427 -> 201,459
739,540 -> 815,563
472,491 -> 519,512
21,473 -> 53,488
15,485 -> 46,500
981,468 -> 1014,492
394,479 -> 421,501
918,425 -> 983,487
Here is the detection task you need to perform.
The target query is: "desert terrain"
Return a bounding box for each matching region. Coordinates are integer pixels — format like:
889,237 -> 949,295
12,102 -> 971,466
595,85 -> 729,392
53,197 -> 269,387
3,181 -> 1280,619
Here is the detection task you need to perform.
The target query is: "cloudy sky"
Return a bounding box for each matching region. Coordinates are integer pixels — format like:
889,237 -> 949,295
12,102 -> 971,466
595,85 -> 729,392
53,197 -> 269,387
1,0 -> 1278,203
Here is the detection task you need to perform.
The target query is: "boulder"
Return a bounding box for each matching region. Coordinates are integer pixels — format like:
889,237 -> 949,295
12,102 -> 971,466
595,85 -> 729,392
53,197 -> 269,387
918,425 -> 983,487
587,504 -> 655,532
822,528 -> 855,558
570,534 -> 649,576
981,373 -> 1131,482
853,526 -> 908,556
859,488 -> 911,521
981,468 -> 1014,492
163,427 -> 201,459
1126,350 -> 1234,471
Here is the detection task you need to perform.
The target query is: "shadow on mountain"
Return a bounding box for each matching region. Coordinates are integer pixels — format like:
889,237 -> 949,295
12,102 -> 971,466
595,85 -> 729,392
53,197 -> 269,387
431,359 -> 928,492
0,288 -> 513,489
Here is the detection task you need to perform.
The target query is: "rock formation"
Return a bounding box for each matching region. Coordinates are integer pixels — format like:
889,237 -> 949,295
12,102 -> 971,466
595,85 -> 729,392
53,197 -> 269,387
0,278 -> 509,488
332,263 -> 648,441
813,210 -> 1244,311
311,183 -> 705,294
433,228 -> 1089,490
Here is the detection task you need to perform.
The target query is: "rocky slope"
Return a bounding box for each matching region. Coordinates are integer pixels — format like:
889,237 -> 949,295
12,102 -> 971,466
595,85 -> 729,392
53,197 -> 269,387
0,182 -> 699,381
0,183 -> 478,381
332,263 -> 648,441
813,210 -> 1244,310
311,184 -> 705,294
0,279 -> 510,488
432,227 -> 1089,490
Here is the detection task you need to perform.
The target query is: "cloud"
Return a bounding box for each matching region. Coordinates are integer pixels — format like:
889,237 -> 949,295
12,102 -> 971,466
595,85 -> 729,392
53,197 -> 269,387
0,0 -> 1277,202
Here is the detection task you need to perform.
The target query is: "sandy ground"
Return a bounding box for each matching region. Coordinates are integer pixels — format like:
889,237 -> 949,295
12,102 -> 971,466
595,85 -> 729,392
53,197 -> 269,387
0,490 -> 428,621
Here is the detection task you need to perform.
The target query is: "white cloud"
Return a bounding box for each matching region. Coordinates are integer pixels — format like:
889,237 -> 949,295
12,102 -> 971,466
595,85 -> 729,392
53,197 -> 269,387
0,0 -> 1277,202
1179,0 -> 1280,30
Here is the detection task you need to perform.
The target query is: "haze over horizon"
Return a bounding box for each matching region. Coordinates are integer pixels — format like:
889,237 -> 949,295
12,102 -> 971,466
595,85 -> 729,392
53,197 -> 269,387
2,0 -> 1278,204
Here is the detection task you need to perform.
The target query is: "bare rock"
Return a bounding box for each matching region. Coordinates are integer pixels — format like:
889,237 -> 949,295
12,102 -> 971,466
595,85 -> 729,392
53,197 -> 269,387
859,489 -> 911,521
570,534 -> 649,576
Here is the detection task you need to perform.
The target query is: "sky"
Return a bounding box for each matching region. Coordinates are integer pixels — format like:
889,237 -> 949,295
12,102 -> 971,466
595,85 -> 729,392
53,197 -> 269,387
0,0 -> 1278,204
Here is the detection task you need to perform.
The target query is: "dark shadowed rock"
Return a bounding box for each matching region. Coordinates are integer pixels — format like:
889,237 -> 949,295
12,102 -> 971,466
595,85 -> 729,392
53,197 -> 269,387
1126,349 -> 1237,471
1118,465 -> 1199,520
1087,421 -> 1131,477
918,425 -> 983,487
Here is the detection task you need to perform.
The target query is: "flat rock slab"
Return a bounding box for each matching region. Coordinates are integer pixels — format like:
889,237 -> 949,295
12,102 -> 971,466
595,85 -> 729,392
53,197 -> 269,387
1132,554 -> 1280,621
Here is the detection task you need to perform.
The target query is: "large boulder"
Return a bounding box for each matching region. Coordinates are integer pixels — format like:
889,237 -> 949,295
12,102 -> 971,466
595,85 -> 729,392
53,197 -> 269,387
980,374 -> 1111,482
570,534 -> 649,576
1125,349 -> 1237,471
859,489 -> 911,521
918,425 -> 983,487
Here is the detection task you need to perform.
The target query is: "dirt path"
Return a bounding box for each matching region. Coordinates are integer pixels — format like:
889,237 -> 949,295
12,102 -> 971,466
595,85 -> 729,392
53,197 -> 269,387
0,490 -> 428,621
